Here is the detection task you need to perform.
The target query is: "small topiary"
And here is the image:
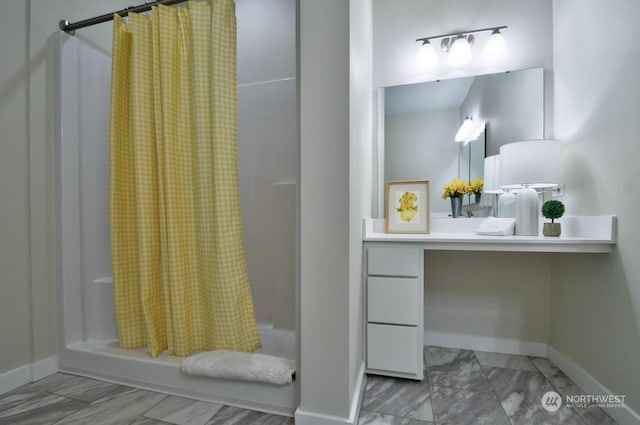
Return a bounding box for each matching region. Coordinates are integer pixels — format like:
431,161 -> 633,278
542,200 -> 565,223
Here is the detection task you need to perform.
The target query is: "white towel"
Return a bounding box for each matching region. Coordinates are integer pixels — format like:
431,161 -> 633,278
181,350 -> 295,385
476,217 -> 516,236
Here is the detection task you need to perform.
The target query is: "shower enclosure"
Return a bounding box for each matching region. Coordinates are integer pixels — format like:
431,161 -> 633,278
54,0 -> 298,415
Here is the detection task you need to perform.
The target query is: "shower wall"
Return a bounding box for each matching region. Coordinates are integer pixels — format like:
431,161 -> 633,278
236,0 -> 297,331
61,0 -> 297,343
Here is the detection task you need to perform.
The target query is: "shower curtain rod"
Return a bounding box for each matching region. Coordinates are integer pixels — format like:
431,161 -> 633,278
59,0 -> 189,35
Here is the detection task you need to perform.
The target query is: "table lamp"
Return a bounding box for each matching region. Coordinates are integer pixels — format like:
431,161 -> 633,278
499,140 -> 560,236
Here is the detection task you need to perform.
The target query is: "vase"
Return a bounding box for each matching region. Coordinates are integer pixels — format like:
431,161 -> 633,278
474,193 -> 481,204
450,196 -> 463,218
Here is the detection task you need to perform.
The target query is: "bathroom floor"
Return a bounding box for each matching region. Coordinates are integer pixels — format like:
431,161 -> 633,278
0,372 -> 294,425
359,346 -> 617,425
0,346 -> 617,425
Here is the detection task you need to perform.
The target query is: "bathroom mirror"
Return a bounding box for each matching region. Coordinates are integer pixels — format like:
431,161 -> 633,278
378,67 -> 544,215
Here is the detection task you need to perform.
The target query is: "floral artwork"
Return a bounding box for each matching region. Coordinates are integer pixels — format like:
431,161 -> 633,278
386,180 -> 430,234
396,191 -> 419,222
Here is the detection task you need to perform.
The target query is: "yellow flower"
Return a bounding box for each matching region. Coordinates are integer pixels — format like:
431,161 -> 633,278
441,178 -> 472,199
470,178 -> 484,195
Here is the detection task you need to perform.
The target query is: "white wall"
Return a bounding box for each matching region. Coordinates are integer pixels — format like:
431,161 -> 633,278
425,252 -> 550,344
372,0 -> 554,347
551,0 -> 640,413
236,0 -> 297,330
373,0 -> 553,86
298,0 -> 373,420
0,0 -> 31,376
298,0 -> 351,419
349,0 -> 372,407
385,108 -> 460,213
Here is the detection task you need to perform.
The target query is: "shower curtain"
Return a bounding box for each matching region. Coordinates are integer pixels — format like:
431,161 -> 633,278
109,0 -> 261,357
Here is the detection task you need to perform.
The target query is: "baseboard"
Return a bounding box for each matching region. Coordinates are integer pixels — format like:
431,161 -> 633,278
0,356 -> 59,395
32,356 -> 59,381
0,364 -> 31,395
295,362 -> 366,425
424,330 -> 548,357
548,346 -> 640,425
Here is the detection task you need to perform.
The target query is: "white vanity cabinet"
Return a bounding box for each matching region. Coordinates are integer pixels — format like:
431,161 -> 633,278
362,216 -> 616,381
365,246 -> 424,380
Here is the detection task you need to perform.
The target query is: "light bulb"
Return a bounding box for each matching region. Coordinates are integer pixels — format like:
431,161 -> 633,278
448,36 -> 472,66
416,41 -> 438,71
483,30 -> 508,63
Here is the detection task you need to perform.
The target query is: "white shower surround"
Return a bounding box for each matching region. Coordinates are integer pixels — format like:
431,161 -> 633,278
54,31 -> 297,415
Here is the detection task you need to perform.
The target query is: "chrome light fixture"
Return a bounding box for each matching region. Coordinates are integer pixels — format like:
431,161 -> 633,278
483,29 -> 508,63
448,35 -> 473,66
416,26 -> 508,71
416,40 -> 438,71
454,115 -> 486,143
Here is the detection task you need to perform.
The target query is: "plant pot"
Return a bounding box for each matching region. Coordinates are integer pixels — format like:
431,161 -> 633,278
450,196 -> 463,218
543,222 -> 561,237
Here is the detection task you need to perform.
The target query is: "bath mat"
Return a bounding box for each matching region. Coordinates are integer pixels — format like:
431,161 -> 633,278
181,350 -> 295,385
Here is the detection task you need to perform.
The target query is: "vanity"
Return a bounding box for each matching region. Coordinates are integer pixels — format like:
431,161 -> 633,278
363,216 -> 616,380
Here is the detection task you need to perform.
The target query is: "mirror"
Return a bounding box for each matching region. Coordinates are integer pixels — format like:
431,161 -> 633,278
378,67 -> 544,215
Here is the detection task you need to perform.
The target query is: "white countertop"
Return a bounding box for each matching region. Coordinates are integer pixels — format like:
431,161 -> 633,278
363,216 -> 617,253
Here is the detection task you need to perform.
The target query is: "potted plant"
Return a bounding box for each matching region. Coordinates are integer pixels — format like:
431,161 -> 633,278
541,200 -> 565,236
470,178 -> 484,203
442,178 -> 471,218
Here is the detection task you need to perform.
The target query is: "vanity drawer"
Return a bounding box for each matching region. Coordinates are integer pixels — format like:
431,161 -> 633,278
368,247 -> 420,277
368,277 -> 420,325
367,323 -> 418,374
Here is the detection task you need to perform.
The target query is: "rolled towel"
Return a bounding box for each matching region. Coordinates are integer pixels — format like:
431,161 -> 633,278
476,217 -> 516,236
181,350 -> 295,385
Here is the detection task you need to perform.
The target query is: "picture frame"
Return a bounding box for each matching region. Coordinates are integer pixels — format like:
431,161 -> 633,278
385,180 -> 430,234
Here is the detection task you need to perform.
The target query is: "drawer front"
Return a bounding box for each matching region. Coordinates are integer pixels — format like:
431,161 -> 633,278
368,247 -> 420,277
368,277 -> 420,325
367,323 -> 418,374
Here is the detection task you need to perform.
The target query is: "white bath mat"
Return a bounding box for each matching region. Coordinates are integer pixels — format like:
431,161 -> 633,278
181,350 -> 295,385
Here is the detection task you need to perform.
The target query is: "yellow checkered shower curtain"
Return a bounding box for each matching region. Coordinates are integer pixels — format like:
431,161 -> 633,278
109,0 -> 261,357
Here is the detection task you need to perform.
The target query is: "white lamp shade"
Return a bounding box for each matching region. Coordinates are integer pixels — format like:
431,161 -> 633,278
483,155 -> 503,193
483,30 -> 508,63
449,36 -> 472,66
416,41 -> 438,71
499,140 -> 561,189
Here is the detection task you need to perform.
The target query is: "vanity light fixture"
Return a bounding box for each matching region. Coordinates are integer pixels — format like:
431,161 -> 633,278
448,35 -> 473,66
483,29 -> 508,63
454,115 -> 486,143
416,26 -> 508,71
416,40 -> 438,70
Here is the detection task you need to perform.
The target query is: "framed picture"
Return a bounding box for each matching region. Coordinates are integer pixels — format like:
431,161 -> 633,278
385,180 -> 430,234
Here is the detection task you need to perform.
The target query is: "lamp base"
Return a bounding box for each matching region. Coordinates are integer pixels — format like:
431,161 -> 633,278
497,192 -> 516,218
515,187 -> 539,236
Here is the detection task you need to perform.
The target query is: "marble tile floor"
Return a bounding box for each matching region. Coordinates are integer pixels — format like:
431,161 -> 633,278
0,346 -> 617,425
359,346 -> 617,425
0,372 -> 293,425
